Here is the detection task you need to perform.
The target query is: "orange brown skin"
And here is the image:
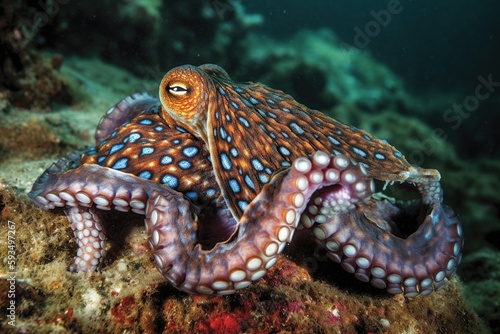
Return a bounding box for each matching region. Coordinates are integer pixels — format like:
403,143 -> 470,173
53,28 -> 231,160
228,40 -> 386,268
159,64 -> 439,218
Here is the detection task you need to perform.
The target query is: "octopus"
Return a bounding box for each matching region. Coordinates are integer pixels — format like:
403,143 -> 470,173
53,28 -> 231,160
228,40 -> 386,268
29,64 -> 463,297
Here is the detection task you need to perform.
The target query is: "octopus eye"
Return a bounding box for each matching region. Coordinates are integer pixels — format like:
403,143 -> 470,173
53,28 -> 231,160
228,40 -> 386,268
168,83 -> 188,96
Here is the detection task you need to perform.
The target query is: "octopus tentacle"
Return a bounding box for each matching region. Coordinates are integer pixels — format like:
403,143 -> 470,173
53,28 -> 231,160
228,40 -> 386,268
65,206 -> 107,272
147,151 -> 367,294
29,164 -> 193,214
146,167 -> 298,295
29,148 -> 88,201
298,153 -> 375,229
308,174 -> 463,297
29,163 -> 202,272
95,93 -> 159,143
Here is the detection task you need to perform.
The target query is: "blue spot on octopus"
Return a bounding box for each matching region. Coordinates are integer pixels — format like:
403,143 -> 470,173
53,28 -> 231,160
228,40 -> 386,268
29,64 -> 463,296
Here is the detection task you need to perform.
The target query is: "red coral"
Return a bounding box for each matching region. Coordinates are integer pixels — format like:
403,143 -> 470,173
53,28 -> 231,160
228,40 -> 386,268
208,312 -> 241,333
111,296 -> 136,325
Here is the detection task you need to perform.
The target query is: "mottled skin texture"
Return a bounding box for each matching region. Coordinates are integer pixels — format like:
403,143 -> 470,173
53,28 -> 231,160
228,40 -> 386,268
29,64 -> 463,296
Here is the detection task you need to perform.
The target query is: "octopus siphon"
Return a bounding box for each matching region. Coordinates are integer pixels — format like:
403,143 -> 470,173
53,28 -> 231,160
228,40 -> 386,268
29,64 -> 463,296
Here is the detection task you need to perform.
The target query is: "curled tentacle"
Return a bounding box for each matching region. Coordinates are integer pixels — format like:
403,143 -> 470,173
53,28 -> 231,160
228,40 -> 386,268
146,166 -> 300,295
95,93 -> 159,143
146,151 -> 368,294
305,160 -> 463,297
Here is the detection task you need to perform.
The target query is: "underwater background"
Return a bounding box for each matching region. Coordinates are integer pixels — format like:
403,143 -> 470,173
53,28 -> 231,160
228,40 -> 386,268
0,0 -> 499,333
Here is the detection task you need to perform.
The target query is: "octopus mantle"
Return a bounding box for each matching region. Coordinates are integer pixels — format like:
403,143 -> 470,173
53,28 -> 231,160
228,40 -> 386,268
29,64 -> 463,297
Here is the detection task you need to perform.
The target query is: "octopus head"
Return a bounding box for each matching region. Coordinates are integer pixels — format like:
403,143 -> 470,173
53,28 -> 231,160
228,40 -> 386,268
159,64 -> 229,142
